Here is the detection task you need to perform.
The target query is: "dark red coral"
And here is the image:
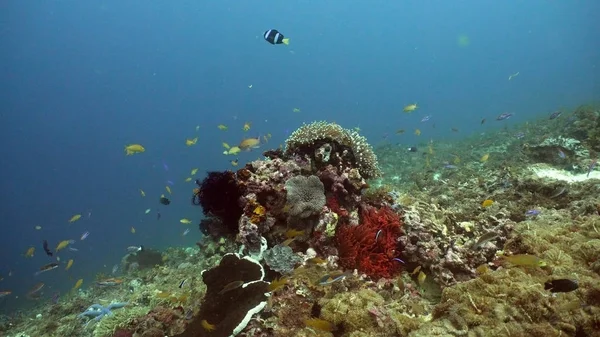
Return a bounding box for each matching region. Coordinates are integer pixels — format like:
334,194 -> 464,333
196,171 -> 245,234
335,205 -> 403,279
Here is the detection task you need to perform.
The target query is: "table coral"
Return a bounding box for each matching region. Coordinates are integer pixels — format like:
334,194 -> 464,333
336,205 -> 403,279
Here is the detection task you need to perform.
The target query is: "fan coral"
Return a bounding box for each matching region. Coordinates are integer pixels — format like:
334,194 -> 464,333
285,175 -> 326,218
197,171 -> 244,234
336,205 -> 403,279
284,121 -> 381,178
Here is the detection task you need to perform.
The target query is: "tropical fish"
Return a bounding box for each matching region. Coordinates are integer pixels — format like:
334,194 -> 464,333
145,208 -> 151,214
97,278 -> 123,286
186,137 -> 198,146
222,142 -> 230,149
140,189 -> 146,197
481,199 -> 494,207
227,146 -> 241,155
243,122 -> 251,131
196,125 -> 200,131
42,240 -> 53,256
124,144 -> 145,155
549,111 -> 562,120
264,29 -> 289,45
0,291 -> 12,298
217,124 -> 228,130
130,227 -> 136,234
318,271 -> 352,286
182,228 -> 190,236
35,263 -> 59,276
27,283 -> 44,297
180,218 -> 192,224
68,214 -> 82,223
403,103 -> 418,113
55,240 -> 70,252
508,71 -> 519,80
201,320 -> 216,332
25,247 -> 35,258
544,279 -> 578,293
159,195 -> 171,205
525,209 -> 541,217
219,280 -> 244,295
65,259 -> 74,271
239,137 -> 261,151
417,271 -> 426,286
80,231 -> 90,240
126,245 -> 143,253
268,277 -> 289,292
35,225 -> 42,230
191,168 -> 198,175
502,254 -> 546,267
471,232 -> 498,250
73,279 -> 83,290
587,159 -> 597,177
185,177 -> 192,182
421,115 -> 431,122
305,318 -> 336,332
414,129 -> 421,136
166,186 -> 172,194
231,159 -> 239,166
292,108 -> 301,113
496,113 -> 513,121
396,129 -> 406,134
480,153 -> 489,162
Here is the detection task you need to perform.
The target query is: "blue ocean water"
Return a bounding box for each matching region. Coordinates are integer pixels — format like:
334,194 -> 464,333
0,1 -> 598,313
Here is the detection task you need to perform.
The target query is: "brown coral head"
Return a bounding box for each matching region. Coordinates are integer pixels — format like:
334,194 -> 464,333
172,254 -> 269,337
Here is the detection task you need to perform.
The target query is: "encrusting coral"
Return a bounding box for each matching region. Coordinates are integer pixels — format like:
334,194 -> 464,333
284,175 -> 326,219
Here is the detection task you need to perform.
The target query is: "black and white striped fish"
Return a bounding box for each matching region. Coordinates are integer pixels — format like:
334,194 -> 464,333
264,29 -> 289,45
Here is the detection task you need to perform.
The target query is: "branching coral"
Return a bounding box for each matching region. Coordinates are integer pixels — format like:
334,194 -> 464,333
284,175 -> 326,218
336,205 -> 403,279
284,121 -> 381,178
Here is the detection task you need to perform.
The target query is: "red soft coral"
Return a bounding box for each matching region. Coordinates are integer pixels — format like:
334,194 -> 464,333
335,205 -> 403,279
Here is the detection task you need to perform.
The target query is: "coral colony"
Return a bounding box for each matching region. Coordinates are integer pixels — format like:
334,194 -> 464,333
5,113 -> 600,337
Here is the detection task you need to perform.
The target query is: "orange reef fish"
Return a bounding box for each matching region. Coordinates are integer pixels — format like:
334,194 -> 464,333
97,278 -> 123,286
124,144 -> 145,155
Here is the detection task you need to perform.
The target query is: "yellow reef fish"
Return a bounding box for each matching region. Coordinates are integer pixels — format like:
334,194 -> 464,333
185,177 -> 192,182
180,218 -> 192,224
231,159 -> 239,166
191,168 -> 198,175
292,108 -> 301,113
480,153 -> 489,162
124,144 -> 145,155
131,226 -> 136,234
65,259 -> 73,271
68,214 -> 82,223
414,129 -> 421,136
481,199 -> 494,207
239,137 -> 261,151
417,271 -> 427,286
201,320 -> 216,332
222,142 -> 230,149
186,137 -> 198,146
55,240 -> 70,252
227,146 -> 241,155
139,189 -> 145,197
217,124 -> 228,131
166,186 -> 172,194
243,122 -> 251,131
73,278 -> 83,290
503,254 -> 546,267
25,247 -> 35,258
403,103 -> 418,113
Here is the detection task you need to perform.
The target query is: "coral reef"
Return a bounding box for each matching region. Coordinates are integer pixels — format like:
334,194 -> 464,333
284,175 -> 326,219
196,171 -> 245,234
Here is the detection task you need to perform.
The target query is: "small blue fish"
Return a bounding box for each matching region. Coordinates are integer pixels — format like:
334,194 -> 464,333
421,115 -> 431,122
80,231 -> 90,241
144,208 -> 151,214
558,150 -> 566,159
68,247 -> 79,252
182,228 -> 190,236
496,113 -> 513,121
525,209 -> 541,217
515,132 -> 525,139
